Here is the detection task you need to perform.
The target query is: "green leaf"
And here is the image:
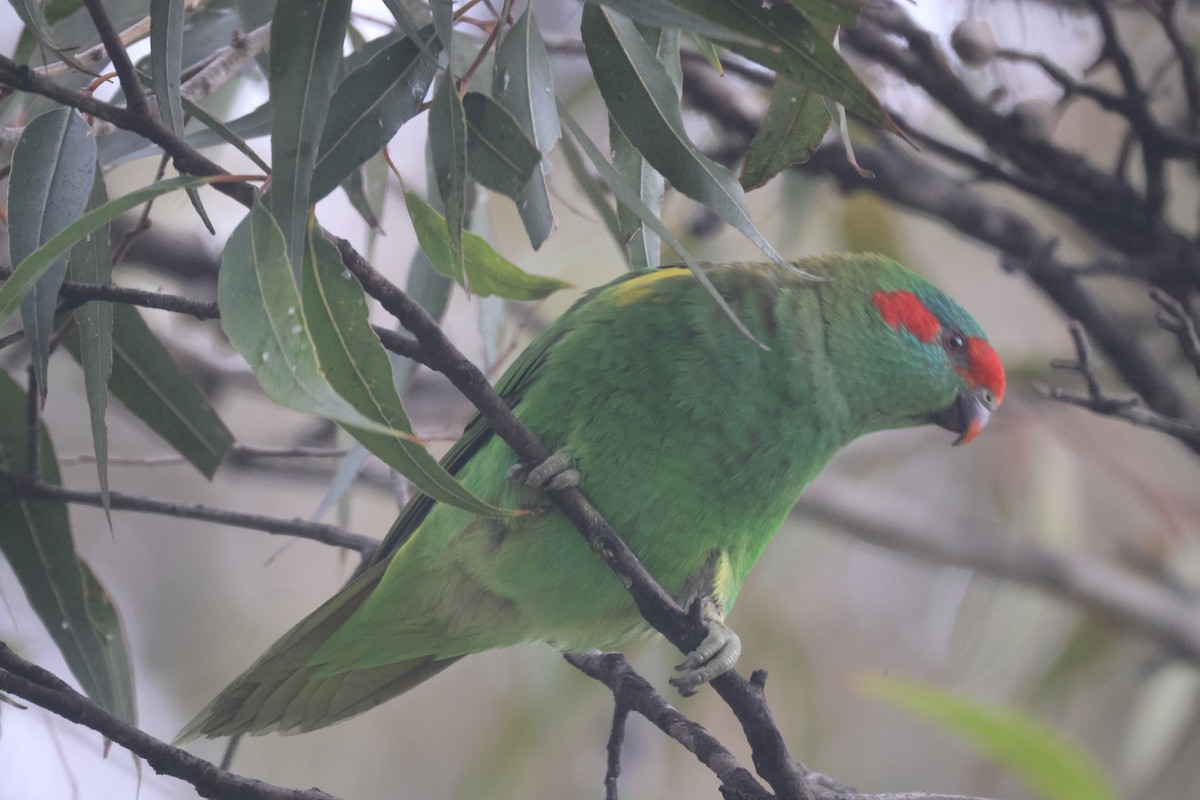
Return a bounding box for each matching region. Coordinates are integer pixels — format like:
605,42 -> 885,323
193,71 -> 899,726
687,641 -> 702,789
462,92 -> 541,199
65,168 -> 114,519
558,105 -> 764,347
405,192 -> 570,300
311,27 -> 441,201
740,75 -> 832,190
0,174 -> 237,330
150,0 -> 212,232
864,675 -> 1123,800
493,7 -> 559,249
676,0 -> 890,130
0,369 -> 136,722
302,231 -> 507,517
786,0 -> 861,27
582,7 -> 791,271
689,34 -> 724,74
64,304 -> 234,479
7,107 -> 96,398
430,80 -> 469,278
267,0 -> 352,269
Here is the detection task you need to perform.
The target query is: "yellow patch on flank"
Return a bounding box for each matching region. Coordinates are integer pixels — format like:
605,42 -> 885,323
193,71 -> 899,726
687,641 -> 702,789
711,550 -> 736,610
611,267 -> 690,306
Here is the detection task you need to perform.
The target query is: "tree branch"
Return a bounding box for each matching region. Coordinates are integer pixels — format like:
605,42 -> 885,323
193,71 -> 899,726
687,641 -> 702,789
81,0 -> 151,118
0,643 -> 343,800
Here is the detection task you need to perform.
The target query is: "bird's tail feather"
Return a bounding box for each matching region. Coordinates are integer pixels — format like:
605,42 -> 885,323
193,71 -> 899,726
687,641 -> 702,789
175,563 -> 458,741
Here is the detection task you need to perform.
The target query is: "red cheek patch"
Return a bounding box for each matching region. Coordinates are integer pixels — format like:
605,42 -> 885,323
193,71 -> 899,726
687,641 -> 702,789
872,290 -> 941,343
966,337 -> 1006,405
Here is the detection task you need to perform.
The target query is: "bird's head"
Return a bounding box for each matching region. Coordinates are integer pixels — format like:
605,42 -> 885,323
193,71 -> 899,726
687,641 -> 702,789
809,254 -> 1005,445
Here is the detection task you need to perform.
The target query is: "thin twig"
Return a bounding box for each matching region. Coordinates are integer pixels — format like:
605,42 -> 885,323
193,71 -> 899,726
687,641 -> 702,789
81,0 -> 150,118
604,700 -> 629,800
0,469 -> 378,558
1150,289 -> 1200,380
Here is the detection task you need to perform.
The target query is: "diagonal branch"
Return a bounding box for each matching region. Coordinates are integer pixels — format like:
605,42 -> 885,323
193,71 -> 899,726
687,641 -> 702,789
0,643 -> 343,800
81,0 -> 151,118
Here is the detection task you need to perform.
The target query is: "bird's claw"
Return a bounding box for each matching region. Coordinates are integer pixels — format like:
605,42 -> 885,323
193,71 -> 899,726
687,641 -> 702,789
669,597 -> 741,697
506,450 -> 581,492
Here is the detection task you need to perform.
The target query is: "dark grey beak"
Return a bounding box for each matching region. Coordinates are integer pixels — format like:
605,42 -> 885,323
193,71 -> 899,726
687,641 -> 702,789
932,387 -> 996,445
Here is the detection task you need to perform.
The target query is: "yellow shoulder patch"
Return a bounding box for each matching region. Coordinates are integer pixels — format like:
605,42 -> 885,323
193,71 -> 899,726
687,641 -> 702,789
711,550 -> 736,609
611,267 -> 690,306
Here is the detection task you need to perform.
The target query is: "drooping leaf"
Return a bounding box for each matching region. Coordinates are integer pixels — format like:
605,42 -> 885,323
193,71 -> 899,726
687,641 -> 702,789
0,174 -> 244,329
586,0 -> 748,43
689,34 -> 724,74
405,192 -> 569,300
65,168 -> 114,519
150,0 -> 212,232
493,7 -> 559,249
864,675 -> 1122,800
462,92 -> 541,200
267,0 -> 352,269
582,7 -> 792,271
302,231 -> 507,517
311,27 -> 441,201
559,105 -> 764,346
0,369 -> 136,723
7,107 -> 96,398
429,80 -> 469,278
740,75 -> 832,190
64,304 -> 234,479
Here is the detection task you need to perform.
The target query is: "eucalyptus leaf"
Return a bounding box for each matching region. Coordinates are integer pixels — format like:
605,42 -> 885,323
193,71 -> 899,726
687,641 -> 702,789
65,168 -> 114,518
65,304 -> 234,479
740,76 -> 832,190
302,231 -> 507,517
311,27 -> 441,200
267,0 -> 352,269
462,92 -> 541,200
405,192 -> 570,300
0,370 -> 136,723
7,107 -> 96,398
582,7 -> 791,271
430,81 -> 468,277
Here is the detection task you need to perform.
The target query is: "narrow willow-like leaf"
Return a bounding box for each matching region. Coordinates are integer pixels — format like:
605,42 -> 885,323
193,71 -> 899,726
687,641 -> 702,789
8,107 -> 96,397
558,132 -> 624,251
405,192 -> 570,300
302,231 -> 507,516
65,304 -> 234,479
0,370 -> 136,723
150,0 -> 212,232
65,169 -> 114,518
311,28 -> 440,200
587,0 -> 746,43
0,174 -> 241,329
740,76 -> 832,190
430,81 -> 468,277
462,92 -> 541,200
267,0 -> 352,269
583,7 -> 792,271
559,105 -> 764,347
864,675 -> 1122,800
493,7 -> 559,248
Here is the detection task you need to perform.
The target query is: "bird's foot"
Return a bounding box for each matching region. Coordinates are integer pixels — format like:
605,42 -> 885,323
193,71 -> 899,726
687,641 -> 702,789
505,450 -> 581,492
669,597 -> 741,696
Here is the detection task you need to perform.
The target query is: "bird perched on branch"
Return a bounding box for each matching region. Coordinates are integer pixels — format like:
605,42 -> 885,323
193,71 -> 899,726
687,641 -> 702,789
178,254 -> 1004,739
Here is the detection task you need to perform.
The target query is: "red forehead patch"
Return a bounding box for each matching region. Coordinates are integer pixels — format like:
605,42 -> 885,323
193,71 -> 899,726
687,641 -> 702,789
966,337 -> 1006,404
872,290 -> 941,343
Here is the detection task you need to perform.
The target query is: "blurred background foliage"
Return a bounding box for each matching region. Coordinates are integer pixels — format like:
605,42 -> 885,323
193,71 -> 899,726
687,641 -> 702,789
2,1 -> 1200,799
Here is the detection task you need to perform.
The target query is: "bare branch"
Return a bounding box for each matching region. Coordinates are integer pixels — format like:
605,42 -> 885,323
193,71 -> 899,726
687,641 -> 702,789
1034,321 -> 1200,446
81,0 -> 150,118
1151,289 -> 1200,380
799,476 -> 1200,663
0,643 -> 343,800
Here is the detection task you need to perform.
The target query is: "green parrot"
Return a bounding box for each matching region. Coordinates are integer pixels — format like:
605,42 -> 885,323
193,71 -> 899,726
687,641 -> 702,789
178,254 -> 1005,740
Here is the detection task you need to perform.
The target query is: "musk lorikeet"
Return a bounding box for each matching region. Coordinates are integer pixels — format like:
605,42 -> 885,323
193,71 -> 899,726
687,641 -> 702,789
178,254 -> 1005,739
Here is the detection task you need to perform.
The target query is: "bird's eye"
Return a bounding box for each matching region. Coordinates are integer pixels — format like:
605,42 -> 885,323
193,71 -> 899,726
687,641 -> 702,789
943,329 -> 966,353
